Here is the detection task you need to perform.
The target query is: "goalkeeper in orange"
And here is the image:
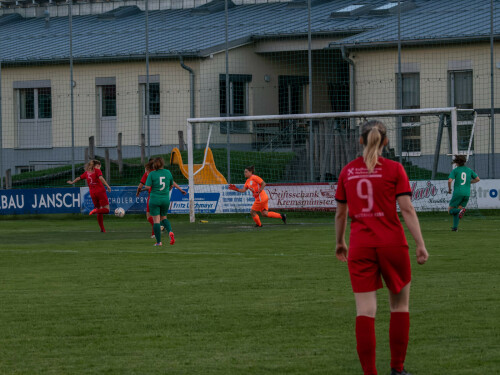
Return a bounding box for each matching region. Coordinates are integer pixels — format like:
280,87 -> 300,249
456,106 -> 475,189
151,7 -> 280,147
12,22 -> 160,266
228,166 -> 287,227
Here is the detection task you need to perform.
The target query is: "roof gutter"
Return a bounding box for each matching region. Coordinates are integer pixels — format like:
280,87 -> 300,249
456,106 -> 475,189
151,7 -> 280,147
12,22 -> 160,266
340,45 -> 355,112
331,35 -> 500,50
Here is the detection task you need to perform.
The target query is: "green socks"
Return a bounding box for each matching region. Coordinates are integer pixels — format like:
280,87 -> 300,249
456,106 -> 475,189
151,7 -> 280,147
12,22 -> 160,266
449,208 -> 461,229
153,223 -> 162,244
161,219 -> 172,233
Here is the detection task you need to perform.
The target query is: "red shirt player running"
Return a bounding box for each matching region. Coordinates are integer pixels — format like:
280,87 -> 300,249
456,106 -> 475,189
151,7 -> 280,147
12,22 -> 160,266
228,166 -> 286,227
335,120 -> 429,375
67,159 -> 112,232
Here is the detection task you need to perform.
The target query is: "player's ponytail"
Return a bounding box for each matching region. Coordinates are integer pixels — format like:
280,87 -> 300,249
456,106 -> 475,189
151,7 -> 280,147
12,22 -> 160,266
85,160 -> 95,172
153,157 -> 165,170
361,120 -> 387,173
145,159 -> 154,172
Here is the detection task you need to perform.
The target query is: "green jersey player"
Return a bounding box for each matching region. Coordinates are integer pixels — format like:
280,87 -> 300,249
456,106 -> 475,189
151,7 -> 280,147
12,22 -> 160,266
145,157 -> 186,246
447,155 -> 480,231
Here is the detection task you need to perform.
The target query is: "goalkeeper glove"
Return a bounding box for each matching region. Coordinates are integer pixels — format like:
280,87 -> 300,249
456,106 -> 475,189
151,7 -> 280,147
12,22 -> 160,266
228,184 -> 238,191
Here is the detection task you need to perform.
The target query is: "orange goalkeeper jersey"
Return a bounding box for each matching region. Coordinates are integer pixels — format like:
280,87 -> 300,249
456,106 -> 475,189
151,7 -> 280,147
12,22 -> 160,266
244,174 -> 268,202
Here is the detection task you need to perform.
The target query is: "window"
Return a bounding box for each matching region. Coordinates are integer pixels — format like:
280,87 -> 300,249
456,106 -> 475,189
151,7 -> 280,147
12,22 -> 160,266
375,2 -> 398,10
100,85 -> 116,117
449,70 -> 473,151
146,83 -> 160,116
219,74 -> 252,133
399,73 -> 420,153
15,81 -> 52,148
336,5 -> 364,13
16,165 -> 35,174
279,76 -> 308,115
19,87 -> 52,120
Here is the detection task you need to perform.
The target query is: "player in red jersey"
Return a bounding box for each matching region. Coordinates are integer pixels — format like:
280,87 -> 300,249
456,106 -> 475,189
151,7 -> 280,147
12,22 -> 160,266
334,120 -> 429,375
228,165 -> 286,227
67,159 -> 112,232
136,158 -> 155,238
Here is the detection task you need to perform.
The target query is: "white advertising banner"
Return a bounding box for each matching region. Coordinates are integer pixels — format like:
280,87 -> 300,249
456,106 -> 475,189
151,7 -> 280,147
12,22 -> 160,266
266,183 -> 337,211
474,179 -> 500,209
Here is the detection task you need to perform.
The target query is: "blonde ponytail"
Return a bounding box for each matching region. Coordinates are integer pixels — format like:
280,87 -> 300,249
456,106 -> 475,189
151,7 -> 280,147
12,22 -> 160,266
85,160 -> 95,172
361,120 -> 387,173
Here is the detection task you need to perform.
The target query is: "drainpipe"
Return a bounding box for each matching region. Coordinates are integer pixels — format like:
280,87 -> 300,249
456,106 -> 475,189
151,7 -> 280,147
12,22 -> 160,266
340,45 -> 355,112
341,45 -> 357,158
180,56 -> 195,148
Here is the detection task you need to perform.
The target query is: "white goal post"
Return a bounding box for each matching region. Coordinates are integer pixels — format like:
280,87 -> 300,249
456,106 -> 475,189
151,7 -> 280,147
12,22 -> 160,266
186,107 -> 463,223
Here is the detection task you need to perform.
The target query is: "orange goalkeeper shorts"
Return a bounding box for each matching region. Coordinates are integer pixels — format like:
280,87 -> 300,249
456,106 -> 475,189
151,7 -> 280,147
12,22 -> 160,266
251,198 -> 269,212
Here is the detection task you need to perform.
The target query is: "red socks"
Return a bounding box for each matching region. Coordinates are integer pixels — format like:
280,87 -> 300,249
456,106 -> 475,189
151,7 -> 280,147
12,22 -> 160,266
267,211 -> 282,219
390,312 -> 410,372
97,214 -> 105,232
252,215 -> 262,227
355,313 -> 410,374
356,316 -> 377,375
93,208 -> 110,214
147,216 -> 155,235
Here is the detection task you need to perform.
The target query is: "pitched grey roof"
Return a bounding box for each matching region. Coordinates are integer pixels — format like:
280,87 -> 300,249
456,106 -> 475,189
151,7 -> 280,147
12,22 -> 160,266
0,0 -> 498,63
334,0 -> 500,47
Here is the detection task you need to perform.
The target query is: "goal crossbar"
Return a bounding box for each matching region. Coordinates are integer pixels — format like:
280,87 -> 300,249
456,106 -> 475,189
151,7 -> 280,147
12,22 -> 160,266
186,107 -> 461,222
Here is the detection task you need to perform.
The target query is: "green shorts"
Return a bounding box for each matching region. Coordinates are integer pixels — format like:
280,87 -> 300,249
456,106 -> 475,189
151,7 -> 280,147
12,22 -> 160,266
449,194 -> 469,208
149,198 -> 170,217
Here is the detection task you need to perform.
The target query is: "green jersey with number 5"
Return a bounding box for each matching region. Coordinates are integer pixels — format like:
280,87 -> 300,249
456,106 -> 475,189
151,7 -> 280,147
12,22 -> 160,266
449,166 -> 478,197
145,169 -> 174,201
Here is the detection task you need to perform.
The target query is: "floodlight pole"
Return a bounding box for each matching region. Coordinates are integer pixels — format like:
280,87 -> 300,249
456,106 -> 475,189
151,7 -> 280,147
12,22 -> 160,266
225,0 -> 230,183
145,0 -> 151,159
397,0 -> 403,163
69,0 -> 75,180
307,0 -> 313,181
0,60 -> 3,190
490,0 -> 495,178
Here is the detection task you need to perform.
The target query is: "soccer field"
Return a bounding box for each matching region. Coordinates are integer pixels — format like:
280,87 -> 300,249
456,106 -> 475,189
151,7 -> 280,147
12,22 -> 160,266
0,213 -> 498,374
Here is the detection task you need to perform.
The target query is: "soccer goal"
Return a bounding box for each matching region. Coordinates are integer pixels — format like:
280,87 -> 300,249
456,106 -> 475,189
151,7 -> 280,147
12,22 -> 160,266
185,107 -> 470,223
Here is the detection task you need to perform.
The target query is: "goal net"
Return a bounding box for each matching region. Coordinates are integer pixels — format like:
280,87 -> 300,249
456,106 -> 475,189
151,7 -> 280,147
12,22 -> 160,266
184,108 -> 475,222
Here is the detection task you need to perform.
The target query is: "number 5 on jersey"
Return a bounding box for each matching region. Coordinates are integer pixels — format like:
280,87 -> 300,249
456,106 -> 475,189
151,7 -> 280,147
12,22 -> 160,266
159,177 -> 166,190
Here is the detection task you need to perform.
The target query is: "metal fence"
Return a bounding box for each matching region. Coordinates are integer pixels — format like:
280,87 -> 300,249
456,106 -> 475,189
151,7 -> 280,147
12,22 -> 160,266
0,0 -> 498,190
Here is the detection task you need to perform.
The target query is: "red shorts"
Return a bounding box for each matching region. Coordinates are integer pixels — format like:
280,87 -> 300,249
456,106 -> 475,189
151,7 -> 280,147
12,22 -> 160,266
252,197 -> 269,212
347,245 -> 411,294
90,190 -> 109,208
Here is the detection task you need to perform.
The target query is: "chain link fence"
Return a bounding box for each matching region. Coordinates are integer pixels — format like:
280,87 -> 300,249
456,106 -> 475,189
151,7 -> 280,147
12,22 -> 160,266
0,0 -> 498,189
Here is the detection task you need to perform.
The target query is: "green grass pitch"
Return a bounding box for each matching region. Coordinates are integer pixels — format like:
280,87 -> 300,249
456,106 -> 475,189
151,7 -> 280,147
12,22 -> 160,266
0,213 -> 498,374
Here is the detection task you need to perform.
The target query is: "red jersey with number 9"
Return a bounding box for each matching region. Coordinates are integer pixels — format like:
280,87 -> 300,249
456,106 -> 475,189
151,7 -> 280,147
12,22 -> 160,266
335,157 -> 412,248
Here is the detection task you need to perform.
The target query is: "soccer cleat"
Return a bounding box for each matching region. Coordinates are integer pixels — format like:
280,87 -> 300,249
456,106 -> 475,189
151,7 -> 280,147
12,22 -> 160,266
458,208 -> 466,219
161,225 -> 165,232
169,231 -> 175,245
281,213 -> 287,224
451,227 -> 458,232
150,234 -> 156,239
89,209 -> 97,216
255,224 -> 263,227
390,368 -> 412,375
154,242 -> 162,246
